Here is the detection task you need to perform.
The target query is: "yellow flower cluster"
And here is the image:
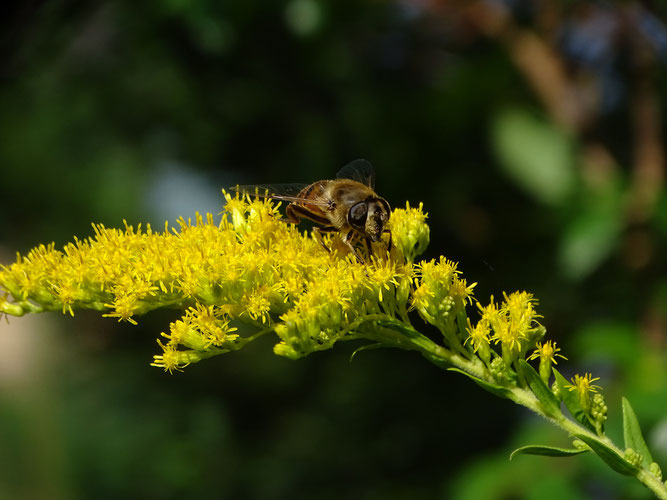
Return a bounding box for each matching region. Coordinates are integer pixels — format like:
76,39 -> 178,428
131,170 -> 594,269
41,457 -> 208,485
387,201 -> 430,262
466,292 -> 545,368
0,192 -> 429,371
0,190 -> 590,398
410,257 -> 476,352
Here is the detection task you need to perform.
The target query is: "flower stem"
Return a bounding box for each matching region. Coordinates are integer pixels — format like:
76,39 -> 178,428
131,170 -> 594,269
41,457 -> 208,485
398,325 -> 667,499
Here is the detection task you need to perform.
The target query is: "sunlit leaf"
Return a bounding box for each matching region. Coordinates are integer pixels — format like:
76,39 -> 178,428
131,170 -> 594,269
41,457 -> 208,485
349,343 -> 383,362
448,367 -> 512,399
622,397 -> 653,467
519,359 -> 561,418
574,433 -> 639,476
558,206 -> 621,280
491,107 -> 575,206
510,444 -> 588,459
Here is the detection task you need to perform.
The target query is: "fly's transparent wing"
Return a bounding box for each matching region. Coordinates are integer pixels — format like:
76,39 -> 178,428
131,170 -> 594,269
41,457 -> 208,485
336,159 -> 375,188
229,183 -> 330,206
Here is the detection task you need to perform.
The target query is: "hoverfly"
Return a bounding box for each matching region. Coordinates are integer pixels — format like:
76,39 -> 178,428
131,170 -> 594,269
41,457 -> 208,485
231,159 -> 391,263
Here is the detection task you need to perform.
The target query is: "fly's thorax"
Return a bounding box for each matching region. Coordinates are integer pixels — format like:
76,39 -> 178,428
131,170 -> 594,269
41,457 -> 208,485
318,180 -> 371,227
326,180 -> 375,206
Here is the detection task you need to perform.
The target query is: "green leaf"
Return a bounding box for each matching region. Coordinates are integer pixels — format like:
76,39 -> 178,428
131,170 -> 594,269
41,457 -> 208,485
378,320 -> 436,351
491,107 -> 575,206
558,205 -> 622,281
557,171 -> 623,281
510,444 -> 588,460
622,397 -> 653,467
552,368 -> 580,410
349,343 -> 383,362
518,359 -> 561,418
574,433 -> 639,476
448,367 -> 512,399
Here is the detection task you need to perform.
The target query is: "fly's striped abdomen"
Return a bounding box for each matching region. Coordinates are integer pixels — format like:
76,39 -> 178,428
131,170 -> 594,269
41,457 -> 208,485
295,181 -> 332,218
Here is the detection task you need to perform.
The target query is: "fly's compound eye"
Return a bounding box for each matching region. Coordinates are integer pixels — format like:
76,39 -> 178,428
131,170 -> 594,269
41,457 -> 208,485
348,202 -> 368,229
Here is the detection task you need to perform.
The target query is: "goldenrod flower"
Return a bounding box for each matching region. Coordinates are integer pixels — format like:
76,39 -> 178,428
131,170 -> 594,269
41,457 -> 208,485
0,193 -> 552,388
0,195 -> 431,370
566,373 -> 602,413
388,201 -> 430,262
528,340 -> 567,383
567,372 -> 602,394
466,317 -> 491,365
472,292 -> 544,365
528,340 -> 565,363
411,257 -> 475,350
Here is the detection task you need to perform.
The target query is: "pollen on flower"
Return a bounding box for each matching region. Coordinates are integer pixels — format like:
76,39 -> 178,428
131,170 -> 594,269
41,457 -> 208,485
491,320 -> 517,351
366,258 -> 401,302
151,341 -> 209,374
243,287 -> 274,323
164,319 -> 191,344
203,320 -> 239,347
474,291 -> 545,363
103,293 -> 139,325
528,340 -> 566,364
167,304 -> 242,350
504,291 -> 541,335
410,284 -> 435,311
313,268 -> 353,309
450,277 -> 476,306
188,304 -> 221,330
409,256 -> 474,339
419,257 -> 458,287
52,278 -> 79,316
466,318 -> 490,351
566,373 -> 602,396
152,341 -> 185,373
565,373 -> 603,413
389,201 -> 430,261
279,274 -> 304,303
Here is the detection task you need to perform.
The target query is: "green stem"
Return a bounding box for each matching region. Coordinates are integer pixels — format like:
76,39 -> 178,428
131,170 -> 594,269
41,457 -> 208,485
553,413 -> 667,499
408,327 -> 667,499
638,470 -> 667,500
397,306 -> 411,326
242,325 -> 274,344
0,300 -> 45,316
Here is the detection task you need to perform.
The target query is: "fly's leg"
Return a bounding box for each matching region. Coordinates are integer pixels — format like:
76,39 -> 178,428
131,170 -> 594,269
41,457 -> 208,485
342,230 -> 365,264
312,226 -> 335,254
284,204 -> 350,259
284,201 -> 367,264
313,227 -> 365,264
284,204 -> 303,224
361,231 -> 392,263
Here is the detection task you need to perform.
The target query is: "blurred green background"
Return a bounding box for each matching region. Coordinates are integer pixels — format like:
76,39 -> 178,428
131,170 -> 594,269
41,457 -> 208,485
1,1 -> 667,499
